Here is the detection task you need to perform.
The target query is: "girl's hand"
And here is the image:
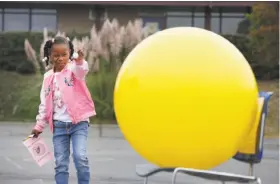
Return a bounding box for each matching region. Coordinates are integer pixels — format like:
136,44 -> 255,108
73,50 -> 84,64
31,129 -> 42,138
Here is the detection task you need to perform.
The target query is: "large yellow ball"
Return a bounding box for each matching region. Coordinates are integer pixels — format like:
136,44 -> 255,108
114,27 -> 258,169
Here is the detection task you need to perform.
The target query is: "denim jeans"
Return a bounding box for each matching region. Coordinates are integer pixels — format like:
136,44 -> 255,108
53,120 -> 90,184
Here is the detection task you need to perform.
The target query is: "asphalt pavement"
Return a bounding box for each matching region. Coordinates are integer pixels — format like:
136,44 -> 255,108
0,123 -> 278,184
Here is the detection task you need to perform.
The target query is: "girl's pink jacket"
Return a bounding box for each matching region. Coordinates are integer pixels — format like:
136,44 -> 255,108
33,60 -> 96,133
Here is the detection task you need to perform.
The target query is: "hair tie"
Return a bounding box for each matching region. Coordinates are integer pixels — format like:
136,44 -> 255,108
72,52 -> 78,59
42,57 -> 48,63
45,65 -> 52,70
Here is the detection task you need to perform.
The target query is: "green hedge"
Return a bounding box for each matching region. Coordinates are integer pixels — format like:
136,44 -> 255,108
0,31 -> 89,74
0,32 -> 278,79
0,71 -> 117,122
222,34 -> 253,63
223,34 -> 279,80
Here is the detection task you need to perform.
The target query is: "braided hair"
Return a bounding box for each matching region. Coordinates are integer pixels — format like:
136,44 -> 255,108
42,36 -> 75,67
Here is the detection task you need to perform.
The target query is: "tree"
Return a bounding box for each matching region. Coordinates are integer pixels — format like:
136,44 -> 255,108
237,18 -> 250,35
247,2 -> 279,79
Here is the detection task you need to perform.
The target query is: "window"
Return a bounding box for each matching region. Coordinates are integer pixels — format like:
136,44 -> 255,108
194,17 -> 204,29
166,7 -> 206,29
167,11 -> 192,16
167,16 -> 192,28
3,8 -> 29,31
221,17 -> 246,34
4,14 -> 29,31
0,9 -> 2,31
142,17 -> 165,33
211,17 -> 220,33
166,9 -> 193,28
210,7 -> 248,35
4,8 -> 29,13
210,7 -> 221,33
32,9 -> 56,14
221,7 -> 247,16
31,9 -> 57,31
1,8 -> 57,32
193,7 -> 205,29
194,7 -> 204,16
139,9 -> 166,34
31,14 -> 57,31
221,7 -> 247,34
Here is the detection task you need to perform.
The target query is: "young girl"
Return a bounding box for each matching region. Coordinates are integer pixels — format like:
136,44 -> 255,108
31,36 -> 96,184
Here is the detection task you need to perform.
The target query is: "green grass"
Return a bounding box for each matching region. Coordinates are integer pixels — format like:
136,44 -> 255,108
0,71 -> 42,121
0,71 -> 278,137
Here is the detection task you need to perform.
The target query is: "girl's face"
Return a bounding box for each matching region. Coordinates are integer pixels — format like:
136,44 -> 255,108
50,43 -> 70,72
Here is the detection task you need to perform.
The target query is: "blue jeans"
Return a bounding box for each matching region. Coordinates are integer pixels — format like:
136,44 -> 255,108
53,120 -> 90,184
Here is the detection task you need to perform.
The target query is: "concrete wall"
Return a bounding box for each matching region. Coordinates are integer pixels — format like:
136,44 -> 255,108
56,5 -> 142,33
57,5 -> 94,33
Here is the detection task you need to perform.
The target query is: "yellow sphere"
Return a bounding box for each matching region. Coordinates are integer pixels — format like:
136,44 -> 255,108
114,27 -> 258,169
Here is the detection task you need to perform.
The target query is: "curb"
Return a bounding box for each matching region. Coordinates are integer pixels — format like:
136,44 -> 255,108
0,121 -> 278,142
0,121 -> 120,128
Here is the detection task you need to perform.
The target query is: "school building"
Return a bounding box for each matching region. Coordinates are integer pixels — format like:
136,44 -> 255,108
0,1 -> 276,35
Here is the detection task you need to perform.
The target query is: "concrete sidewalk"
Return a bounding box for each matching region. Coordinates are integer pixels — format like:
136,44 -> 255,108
0,123 -> 278,184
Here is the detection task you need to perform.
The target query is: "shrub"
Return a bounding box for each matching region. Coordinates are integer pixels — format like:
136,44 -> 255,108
17,61 -> 36,74
0,16 -> 278,123
0,31 -> 90,74
24,19 -> 152,74
11,72 -> 118,122
222,34 -> 253,64
247,2 -> 279,80
237,18 -> 251,35
87,71 -> 117,120
0,33 -> 33,73
0,32 -> 44,74
1,17 -> 277,79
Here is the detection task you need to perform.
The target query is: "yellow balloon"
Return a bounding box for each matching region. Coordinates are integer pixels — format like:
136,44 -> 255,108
114,27 -> 258,169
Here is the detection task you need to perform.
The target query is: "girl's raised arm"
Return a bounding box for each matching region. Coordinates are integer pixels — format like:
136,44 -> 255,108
70,50 -> 89,80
